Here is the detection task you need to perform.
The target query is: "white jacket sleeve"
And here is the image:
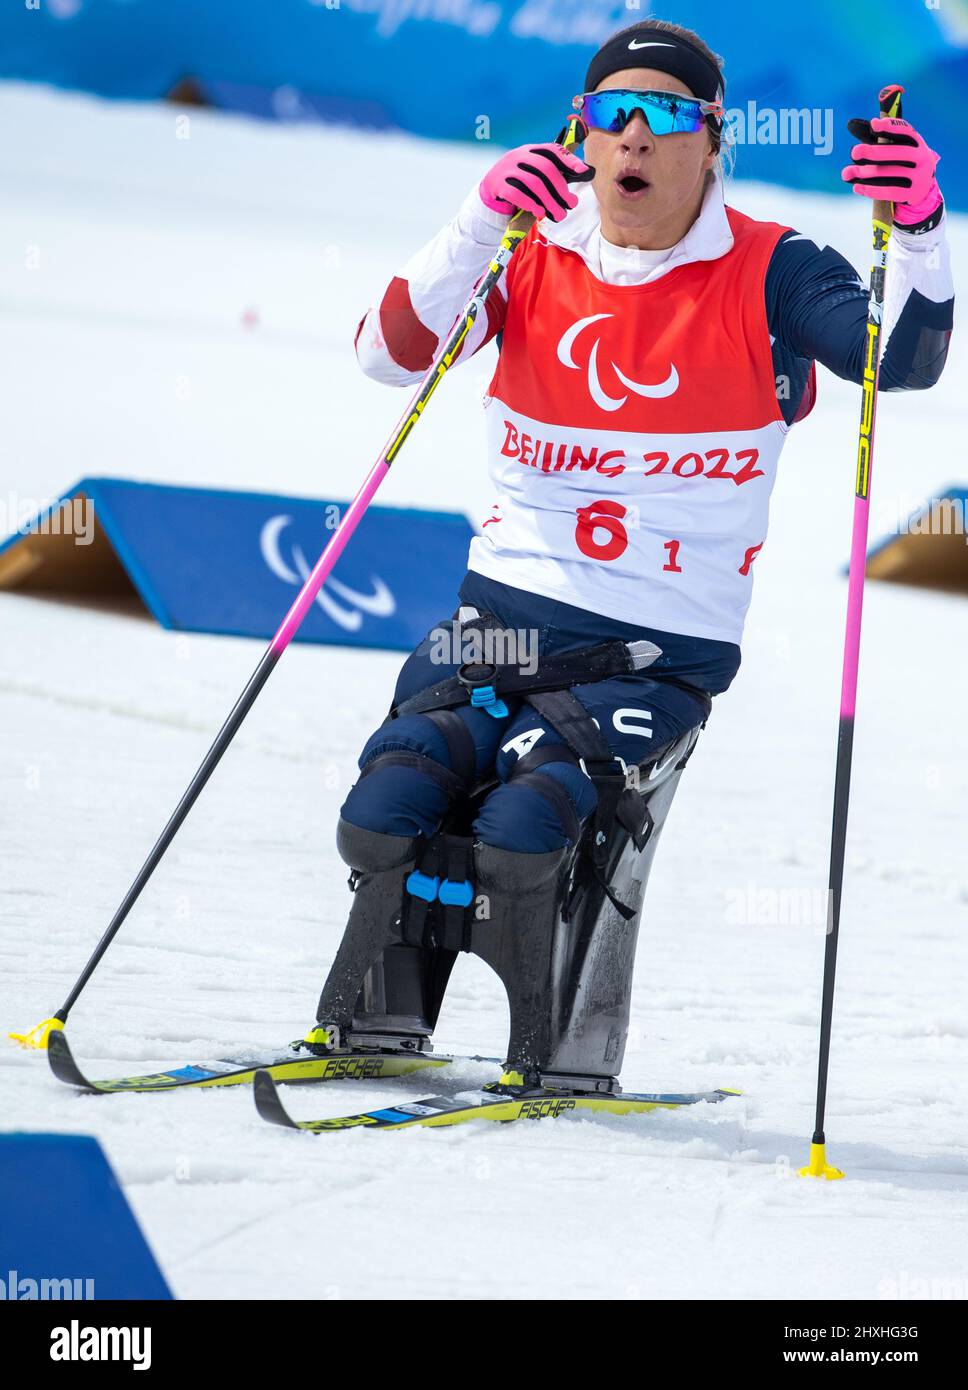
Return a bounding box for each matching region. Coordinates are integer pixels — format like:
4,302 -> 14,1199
354,181 -> 512,387
880,213 -> 955,389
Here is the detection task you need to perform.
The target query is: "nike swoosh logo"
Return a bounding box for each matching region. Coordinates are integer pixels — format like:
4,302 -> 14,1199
647,749 -> 680,781
628,40 -> 677,50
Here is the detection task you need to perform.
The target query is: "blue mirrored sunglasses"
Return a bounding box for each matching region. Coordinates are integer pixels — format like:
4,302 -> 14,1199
574,88 -> 724,137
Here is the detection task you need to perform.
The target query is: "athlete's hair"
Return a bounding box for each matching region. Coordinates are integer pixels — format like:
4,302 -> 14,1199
607,17 -> 733,174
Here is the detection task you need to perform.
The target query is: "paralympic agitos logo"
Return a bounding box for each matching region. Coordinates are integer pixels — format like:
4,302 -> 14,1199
557,313 -> 680,412
260,515 -> 396,632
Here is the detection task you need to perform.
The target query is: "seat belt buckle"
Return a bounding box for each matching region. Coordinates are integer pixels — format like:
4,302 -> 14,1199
406,870 -> 440,902
470,686 -> 509,718
438,878 -> 474,908
457,661 -> 509,719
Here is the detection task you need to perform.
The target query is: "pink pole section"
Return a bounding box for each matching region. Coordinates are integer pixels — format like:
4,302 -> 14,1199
269,332 -> 458,654
267,265 -> 508,654
270,456 -> 391,654
836,205 -> 893,724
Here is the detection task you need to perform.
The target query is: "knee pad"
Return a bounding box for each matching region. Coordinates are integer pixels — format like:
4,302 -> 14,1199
475,842 -> 568,894
341,709 -> 480,839
336,818 -> 418,874
475,742 -> 597,852
472,775 -> 581,853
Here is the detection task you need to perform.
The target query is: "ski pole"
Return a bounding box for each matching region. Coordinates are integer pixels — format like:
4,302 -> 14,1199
9,115 -> 586,1050
799,83 -> 904,1179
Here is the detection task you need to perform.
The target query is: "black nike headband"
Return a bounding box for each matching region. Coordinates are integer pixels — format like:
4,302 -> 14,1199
584,24 -> 725,105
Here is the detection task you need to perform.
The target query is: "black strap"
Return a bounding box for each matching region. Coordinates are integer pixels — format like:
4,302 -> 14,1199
527,690 -> 639,921
399,840 -> 436,946
526,689 -> 616,766
438,834 -> 476,953
399,834 -> 478,953
392,638 -> 639,720
511,742 -> 581,776
506,741 -> 583,845
617,793 -> 653,853
508,770 -> 581,845
392,607 -> 711,725
422,708 -> 476,788
357,750 -> 465,801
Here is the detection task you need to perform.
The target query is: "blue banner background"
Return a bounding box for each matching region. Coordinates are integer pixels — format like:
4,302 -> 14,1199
0,479 -> 476,650
2,0 -> 966,206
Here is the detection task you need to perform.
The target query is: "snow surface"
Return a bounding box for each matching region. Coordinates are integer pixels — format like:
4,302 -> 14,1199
1,84 -> 966,1303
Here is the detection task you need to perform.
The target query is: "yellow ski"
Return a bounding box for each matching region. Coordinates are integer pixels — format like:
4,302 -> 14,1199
47,1027 -> 452,1094
254,1067 -> 740,1132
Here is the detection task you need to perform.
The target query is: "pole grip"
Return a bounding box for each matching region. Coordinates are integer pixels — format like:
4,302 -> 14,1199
872,84 -> 904,227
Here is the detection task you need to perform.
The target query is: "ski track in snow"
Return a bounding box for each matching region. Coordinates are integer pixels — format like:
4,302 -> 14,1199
1,85 -> 966,1301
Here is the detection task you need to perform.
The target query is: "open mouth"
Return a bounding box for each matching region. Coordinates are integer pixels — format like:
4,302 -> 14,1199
616,174 -> 649,195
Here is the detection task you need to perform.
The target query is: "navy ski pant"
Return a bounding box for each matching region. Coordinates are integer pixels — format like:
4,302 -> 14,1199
340,573 -> 711,854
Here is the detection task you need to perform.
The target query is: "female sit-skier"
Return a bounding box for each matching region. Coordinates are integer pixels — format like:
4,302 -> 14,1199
304,19 -> 953,1097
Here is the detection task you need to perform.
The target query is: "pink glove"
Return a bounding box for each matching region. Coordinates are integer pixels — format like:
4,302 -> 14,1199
842,116 -> 942,227
480,143 -> 595,223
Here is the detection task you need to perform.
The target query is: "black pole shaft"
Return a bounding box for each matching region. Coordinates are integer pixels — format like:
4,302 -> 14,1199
812,714 -> 855,1142
55,646 -> 280,1020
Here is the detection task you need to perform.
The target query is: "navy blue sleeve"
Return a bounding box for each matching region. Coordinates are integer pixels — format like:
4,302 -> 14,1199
765,230 -> 953,425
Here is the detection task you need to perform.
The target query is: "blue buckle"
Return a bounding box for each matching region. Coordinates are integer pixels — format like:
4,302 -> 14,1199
406,870 -> 440,902
438,878 -> 474,908
459,662 -> 509,720
469,685 -> 509,719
